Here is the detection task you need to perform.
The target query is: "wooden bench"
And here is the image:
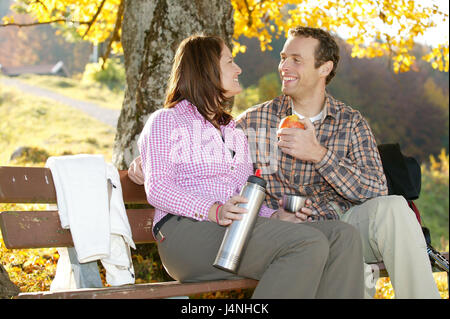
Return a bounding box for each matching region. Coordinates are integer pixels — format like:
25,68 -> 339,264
0,165 -> 448,299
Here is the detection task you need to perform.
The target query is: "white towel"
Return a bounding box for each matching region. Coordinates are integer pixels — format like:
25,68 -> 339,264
46,155 -> 135,287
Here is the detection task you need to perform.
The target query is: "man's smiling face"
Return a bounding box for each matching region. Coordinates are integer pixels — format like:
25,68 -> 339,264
278,36 -> 324,100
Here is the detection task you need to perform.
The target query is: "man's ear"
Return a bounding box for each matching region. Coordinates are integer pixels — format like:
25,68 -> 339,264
319,61 -> 333,78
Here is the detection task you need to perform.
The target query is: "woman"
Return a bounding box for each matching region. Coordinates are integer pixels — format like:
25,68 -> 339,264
136,35 -> 364,298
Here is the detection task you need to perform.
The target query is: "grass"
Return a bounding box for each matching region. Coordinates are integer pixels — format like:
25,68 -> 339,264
10,74 -> 124,110
416,151 -> 449,248
0,83 -> 116,166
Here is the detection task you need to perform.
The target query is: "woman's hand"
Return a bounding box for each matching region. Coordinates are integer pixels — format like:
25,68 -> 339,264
209,195 -> 248,226
128,156 -> 145,185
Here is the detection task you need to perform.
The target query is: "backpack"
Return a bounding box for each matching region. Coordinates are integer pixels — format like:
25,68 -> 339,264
377,143 -> 421,222
377,143 -> 448,272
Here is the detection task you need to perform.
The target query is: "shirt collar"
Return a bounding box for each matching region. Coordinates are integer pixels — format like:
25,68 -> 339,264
323,92 -> 338,121
177,99 -> 235,129
277,92 -> 338,124
176,99 -> 200,117
276,95 -> 292,118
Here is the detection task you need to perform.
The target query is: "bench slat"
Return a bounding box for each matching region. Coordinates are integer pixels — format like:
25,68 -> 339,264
0,166 -> 147,204
12,252 -> 450,299
0,209 -> 156,249
15,278 -> 260,299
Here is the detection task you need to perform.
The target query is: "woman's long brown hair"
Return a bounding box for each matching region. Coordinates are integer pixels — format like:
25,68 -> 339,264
164,35 -> 233,128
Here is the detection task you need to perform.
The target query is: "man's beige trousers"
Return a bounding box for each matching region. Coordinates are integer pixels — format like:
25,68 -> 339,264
340,195 -> 441,299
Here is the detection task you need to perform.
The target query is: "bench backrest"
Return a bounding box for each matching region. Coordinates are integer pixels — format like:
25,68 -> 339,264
0,166 -> 156,249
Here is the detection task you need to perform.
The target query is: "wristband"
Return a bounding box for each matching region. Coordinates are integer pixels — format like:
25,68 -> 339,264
216,204 -> 223,224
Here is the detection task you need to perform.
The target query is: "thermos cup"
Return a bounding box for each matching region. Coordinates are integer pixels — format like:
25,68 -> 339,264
282,194 -> 307,213
213,169 -> 267,273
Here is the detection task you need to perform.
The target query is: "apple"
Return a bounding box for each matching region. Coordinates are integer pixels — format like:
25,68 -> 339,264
279,114 -> 305,129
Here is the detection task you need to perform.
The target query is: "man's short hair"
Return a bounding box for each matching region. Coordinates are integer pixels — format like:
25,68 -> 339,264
288,26 -> 339,85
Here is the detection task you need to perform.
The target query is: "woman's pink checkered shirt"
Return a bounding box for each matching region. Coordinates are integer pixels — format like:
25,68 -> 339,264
138,99 -> 275,237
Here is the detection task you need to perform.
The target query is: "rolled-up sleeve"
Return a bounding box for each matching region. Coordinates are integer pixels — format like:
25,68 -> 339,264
315,116 -> 388,205
258,205 -> 276,218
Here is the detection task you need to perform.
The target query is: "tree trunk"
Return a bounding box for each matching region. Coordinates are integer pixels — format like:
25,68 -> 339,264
112,0 -> 234,168
0,264 -> 20,298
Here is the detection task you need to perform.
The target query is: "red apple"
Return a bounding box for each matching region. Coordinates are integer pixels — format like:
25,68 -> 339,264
279,114 -> 305,129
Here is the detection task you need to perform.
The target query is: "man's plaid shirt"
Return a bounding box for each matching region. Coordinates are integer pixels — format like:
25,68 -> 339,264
235,93 -> 388,220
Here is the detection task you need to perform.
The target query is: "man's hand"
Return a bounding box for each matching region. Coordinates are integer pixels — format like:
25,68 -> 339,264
128,156 -> 145,185
271,198 -> 315,223
277,118 -> 327,163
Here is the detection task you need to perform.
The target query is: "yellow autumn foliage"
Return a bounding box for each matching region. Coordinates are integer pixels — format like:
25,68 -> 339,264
231,0 -> 448,73
2,0 -> 448,73
4,0 -> 123,52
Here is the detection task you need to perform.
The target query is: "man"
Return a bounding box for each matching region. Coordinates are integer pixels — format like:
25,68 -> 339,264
234,26 -> 440,299
128,27 -> 440,298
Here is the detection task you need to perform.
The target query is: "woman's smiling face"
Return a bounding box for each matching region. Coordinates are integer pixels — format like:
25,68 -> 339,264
220,45 -> 242,98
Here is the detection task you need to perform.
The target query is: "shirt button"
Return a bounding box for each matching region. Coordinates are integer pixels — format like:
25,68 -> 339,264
230,166 -> 235,170
194,213 -> 199,218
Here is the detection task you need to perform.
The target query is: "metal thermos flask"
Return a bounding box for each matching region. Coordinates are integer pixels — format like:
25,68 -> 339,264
213,169 -> 267,273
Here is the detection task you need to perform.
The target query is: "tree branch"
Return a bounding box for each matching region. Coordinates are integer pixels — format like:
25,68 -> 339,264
32,0 -> 50,13
243,0 -> 253,27
0,19 -> 91,27
81,0 -> 107,39
101,0 -> 124,67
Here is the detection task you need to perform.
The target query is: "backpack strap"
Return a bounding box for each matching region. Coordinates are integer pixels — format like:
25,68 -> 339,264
407,200 -> 422,225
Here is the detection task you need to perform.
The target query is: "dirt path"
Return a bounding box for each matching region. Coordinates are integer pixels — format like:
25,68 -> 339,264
1,77 -> 120,128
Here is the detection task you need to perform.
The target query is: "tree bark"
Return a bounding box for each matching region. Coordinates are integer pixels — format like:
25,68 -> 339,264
0,264 -> 20,298
112,0 -> 234,168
